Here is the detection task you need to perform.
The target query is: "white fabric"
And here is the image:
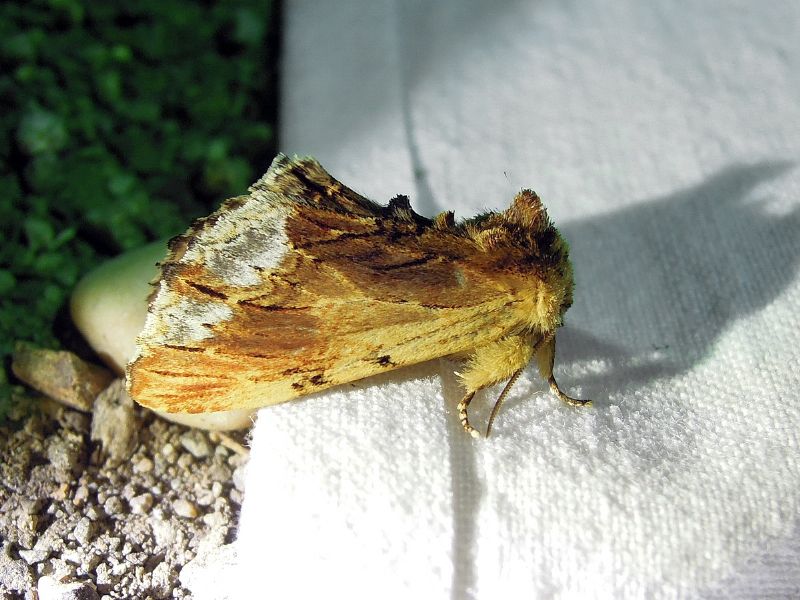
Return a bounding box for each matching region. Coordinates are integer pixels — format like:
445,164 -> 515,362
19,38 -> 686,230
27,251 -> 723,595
231,1 -> 800,598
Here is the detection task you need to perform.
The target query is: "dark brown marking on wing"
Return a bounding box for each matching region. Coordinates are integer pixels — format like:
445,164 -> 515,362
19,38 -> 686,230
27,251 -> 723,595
372,255 -> 436,272
293,230 -> 378,250
281,366 -> 323,376
148,369 -> 230,379
287,163 -> 332,199
163,344 -> 206,353
309,374 -> 328,386
237,300 -> 310,312
376,355 -> 394,367
185,281 -> 229,300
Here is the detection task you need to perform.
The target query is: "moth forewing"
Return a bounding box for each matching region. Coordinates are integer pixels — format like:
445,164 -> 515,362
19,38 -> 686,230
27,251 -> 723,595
126,154 -> 588,436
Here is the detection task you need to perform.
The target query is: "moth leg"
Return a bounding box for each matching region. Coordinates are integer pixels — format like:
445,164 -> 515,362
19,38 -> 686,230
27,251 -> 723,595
536,332 -> 591,407
458,335 -> 536,437
457,391 -> 481,439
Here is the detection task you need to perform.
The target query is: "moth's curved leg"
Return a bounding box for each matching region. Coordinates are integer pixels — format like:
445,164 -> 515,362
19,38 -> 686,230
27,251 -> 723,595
457,391 -> 480,439
458,334 -> 536,437
536,332 -> 591,407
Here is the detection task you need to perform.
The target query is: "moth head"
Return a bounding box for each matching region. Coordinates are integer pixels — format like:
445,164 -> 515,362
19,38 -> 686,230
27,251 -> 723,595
514,191 -> 574,329
468,190 -> 574,330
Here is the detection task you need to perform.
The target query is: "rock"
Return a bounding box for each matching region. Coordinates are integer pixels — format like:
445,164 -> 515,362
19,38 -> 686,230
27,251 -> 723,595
11,343 -> 113,412
180,431 -> 211,459
232,464 -> 247,492
149,516 -> 175,547
85,506 -> 105,522
69,241 -> 255,431
128,493 -> 153,515
172,499 -> 198,519
18,529 -> 58,565
161,443 -> 176,459
132,457 -> 153,473
176,453 -> 194,469
72,485 -> 89,507
90,380 -> 137,465
73,518 -> 95,546
58,410 -> 91,434
149,561 -> 173,597
94,562 -> 112,592
47,431 -> 84,476
37,575 -> 99,600
211,482 -> 223,498
154,408 -> 257,432
103,496 -> 123,517
70,241 -> 164,375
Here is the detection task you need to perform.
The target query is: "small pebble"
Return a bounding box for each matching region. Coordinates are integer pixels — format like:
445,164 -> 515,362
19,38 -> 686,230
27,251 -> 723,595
90,380 -> 138,465
19,546 -> 50,566
180,432 -> 211,459
207,463 -> 232,482
59,410 -> 91,434
41,557 -> 76,581
81,553 -> 102,573
11,343 -> 113,412
37,575 -> 100,600
121,484 -> 137,502
150,561 -> 172,597
133,457 -> 153,473
48,434 -> 83,477
72,485 -> 89,506
103,496 -> 123,516
211,482 -> 223,498
195,491 -> 215,507
150,518 -> 175,547
95,563 -> 112,586
74,517 -> 95,545
172,499 -> 198,519
232,464 -> 246,492
129,494 -> 153,515
85,506 -> 104,522
176,453 -> 194,469
161,443 -> 176,458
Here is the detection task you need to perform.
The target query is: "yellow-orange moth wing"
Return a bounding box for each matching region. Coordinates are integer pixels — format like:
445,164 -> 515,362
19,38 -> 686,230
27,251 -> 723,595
127,155 -> 574,414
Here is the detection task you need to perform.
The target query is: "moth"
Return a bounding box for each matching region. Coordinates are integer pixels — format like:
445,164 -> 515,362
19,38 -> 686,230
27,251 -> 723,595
127,154 -> 589,438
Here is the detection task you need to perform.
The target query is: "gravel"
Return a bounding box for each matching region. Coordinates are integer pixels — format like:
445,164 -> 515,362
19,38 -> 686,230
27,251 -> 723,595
0,394 -> 247,599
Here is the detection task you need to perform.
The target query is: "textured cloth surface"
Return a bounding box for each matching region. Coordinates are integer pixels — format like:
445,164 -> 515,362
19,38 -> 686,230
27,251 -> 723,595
230,1 -> 800,598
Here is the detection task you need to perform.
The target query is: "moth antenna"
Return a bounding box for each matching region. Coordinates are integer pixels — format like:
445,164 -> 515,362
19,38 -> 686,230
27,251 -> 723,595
486,368 -> 524,437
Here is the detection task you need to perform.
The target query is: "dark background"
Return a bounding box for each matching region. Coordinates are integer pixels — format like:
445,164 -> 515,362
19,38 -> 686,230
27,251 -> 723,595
0,0 -> 281,416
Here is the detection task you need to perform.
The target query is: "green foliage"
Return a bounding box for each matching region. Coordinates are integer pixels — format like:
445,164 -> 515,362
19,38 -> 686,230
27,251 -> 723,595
0,0 -> 279,415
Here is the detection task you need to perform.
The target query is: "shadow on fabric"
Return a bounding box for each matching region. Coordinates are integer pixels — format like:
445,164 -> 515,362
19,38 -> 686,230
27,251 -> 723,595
560,160 -> 798,401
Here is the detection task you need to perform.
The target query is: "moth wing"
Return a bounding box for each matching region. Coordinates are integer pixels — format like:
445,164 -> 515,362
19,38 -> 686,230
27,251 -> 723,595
128,155 -> 523,413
